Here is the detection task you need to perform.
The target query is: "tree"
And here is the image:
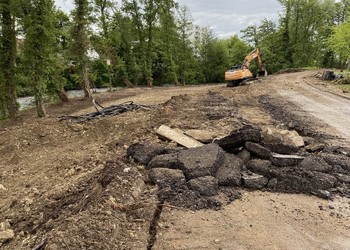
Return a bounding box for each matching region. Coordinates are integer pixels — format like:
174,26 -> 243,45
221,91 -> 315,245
21,0 -> 57,117
71,0 -> 92,98
328,18 -> 350,68
0,0 -> 18,118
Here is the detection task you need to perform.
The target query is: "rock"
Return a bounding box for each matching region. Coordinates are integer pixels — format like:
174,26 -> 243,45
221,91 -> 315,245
242,173 -> 268,189
149,168 -> 186,189
246,160 -> 280,179
300,156 -> 333,173
303,137 -> 316,146
147,153 -> 180,169
244,142 -> 272,159
216,154 -> 243,186
267,178 -> 278,189
0,184 -> 6,191
271,154 -> 304,167
314,190 -> 332,200
184,130 -> 217,143
127,143 -> 166,165
279,175 -> 311,193
333,173 -> 350,183
188,176 -> 219,196
215,125 -> 262,150
262,127 -> 304,147
262,143 -> 299,154
0,229 -> 14,244
322,154 -> 350,172
305,143 -> 325,152
237,149 -> 251,163
310,172 -> 337,191
178,144 -> 225,179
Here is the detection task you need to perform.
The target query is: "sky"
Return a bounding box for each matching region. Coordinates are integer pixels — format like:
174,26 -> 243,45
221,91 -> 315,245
55,0 -> 283,38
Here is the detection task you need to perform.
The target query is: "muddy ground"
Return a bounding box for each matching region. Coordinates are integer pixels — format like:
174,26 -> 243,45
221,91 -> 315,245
0,71 -> 349,249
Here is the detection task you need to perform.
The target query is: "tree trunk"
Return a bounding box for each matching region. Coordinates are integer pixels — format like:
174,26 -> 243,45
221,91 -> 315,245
1,0 -> 18,118
35,92 -> 46,117
57,89 -> 69,102
82,65 -> 92,98
147,78 -> 153,87
122,76 -> 134,88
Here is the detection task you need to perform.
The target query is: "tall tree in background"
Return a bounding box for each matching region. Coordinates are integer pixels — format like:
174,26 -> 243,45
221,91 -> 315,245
21,0 -> 56,117
0,0 -> 18,118
158,0 -> 179,85
71,0 -> 92,98
328,17 -> 350,68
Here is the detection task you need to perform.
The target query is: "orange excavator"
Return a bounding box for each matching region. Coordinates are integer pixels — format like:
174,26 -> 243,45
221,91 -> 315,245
225,48 -> 267,87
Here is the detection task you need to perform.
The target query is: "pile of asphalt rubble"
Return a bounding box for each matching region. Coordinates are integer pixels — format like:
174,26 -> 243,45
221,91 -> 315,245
127,125 -> 350,210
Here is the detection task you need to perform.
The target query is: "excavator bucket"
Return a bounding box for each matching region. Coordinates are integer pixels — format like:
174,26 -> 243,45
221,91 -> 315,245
257,68 -> 268,77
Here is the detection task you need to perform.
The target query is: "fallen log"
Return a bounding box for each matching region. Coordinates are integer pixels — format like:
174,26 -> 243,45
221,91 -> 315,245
59,100 -> 154,123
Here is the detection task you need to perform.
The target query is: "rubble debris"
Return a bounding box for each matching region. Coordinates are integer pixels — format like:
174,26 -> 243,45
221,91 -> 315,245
216,154 -> 243,186
237,149 -> 251,163
322,154 -> 350,173
244,142 -> 272,159
215,125 -> 262,150
156,125 -> 203,148
59,101 -> 153,123
177,144 -> 225,179
300,156 -> 333,173
147,153 -> 180,170
127,143 -> 167,165
271,154 -> 304,166
127,123 -> 350,210
262,127 -> 304,147
242,173 -> 268,190
149,168 -> 186,189
188,176 -> 219,196
305,143 -> 325,152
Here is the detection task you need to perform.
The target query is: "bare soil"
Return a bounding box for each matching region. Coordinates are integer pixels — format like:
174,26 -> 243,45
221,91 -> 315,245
0,71 -> 349,249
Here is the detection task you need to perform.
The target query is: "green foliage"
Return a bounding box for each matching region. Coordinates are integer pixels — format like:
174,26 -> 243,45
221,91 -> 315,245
328,19 -> 350,67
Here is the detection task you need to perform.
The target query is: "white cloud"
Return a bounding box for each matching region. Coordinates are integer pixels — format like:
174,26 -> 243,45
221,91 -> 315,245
54,0 -> 282,38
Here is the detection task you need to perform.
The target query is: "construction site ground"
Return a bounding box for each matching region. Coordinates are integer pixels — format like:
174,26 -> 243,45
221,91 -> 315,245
0,70 -> 349,249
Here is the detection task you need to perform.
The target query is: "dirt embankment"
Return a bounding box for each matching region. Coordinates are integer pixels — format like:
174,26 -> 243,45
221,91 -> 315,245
0,71 -> 349,249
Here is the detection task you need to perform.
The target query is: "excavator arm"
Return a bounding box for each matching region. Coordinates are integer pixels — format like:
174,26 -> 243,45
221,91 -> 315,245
242,48 -> 266,76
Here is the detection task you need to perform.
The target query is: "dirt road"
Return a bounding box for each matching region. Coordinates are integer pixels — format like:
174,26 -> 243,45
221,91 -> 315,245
0,71 -> 349,249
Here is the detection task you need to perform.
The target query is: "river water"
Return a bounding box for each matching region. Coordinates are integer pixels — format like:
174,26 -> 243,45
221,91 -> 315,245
17,88 -> 118,110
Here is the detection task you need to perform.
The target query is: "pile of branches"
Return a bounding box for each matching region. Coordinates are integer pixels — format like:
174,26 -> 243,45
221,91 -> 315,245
59,100 -> 154,123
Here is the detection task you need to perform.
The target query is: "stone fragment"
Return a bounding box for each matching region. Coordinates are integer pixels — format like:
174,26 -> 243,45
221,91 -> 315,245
246,160 -> 280,179
267,178 -> 278,189
215,125 -> 262,150
242,173 -> 268,189
188,176 -> 219,196
310,172 -> 337,191
271,154 -> 304,166
322,154 -> 350,172
216,154 -> 242,186
262,143 -> 299,154
0,229 -> 14,244
262,127 -> 304,147
147,153 -> 180,169
149,168 -> 186,189
0,184 -> 6,191
127,143 -> 166,165
244,142 -> 272,159
184,129 -> 217,143
300,156 -> 333,173
178,144 -> 225,179
237,149 -> 251,163
305,143 -> 325,152
333,173 -> 350,183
